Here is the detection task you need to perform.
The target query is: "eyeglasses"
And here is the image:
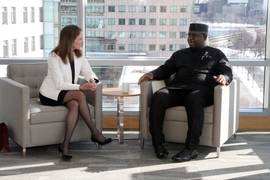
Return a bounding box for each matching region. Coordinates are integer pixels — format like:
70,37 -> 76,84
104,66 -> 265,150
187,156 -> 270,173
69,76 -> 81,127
186,33 -> 204,38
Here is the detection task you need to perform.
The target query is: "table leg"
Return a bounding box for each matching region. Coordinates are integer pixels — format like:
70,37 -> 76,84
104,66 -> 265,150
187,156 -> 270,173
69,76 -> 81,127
117,96 -> 124,144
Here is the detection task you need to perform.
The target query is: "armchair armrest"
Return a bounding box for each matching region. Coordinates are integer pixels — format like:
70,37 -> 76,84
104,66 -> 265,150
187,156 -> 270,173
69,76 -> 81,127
212,78 -> 239,146
0,77 -> 31,148
78,77 -> 103,132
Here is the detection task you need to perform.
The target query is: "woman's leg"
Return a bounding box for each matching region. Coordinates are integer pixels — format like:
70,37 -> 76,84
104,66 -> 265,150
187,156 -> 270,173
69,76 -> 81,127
61,99 -> 79,155
63,90 -> 107,143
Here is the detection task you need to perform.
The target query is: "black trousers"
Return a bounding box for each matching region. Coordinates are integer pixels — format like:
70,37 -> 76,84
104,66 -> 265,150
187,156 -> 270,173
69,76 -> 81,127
149,88 -> 214,150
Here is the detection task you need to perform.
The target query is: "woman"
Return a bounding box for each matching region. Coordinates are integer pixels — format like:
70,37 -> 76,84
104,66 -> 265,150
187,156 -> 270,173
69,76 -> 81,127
39,25 -> 112,161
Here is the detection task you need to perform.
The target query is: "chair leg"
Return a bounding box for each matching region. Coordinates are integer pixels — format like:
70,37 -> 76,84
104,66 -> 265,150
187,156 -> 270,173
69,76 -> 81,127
216,147 -> 220,158
234,132 -> 237,139
140,138 -> 144,149
22,148 -> 26,157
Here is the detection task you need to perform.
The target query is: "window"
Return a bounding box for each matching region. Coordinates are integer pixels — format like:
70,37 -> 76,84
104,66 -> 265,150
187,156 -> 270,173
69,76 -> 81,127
62,17 -> 77,26
119,44 -> 125,50
169,32 -> 176,38
139,19 -> 146,25
2,7 -> 7,24
149,44 -> 156,51
170,19 -> 177,25
86,30 -> 104,37
0,0 -> 268,114
86,18 -> 104,28
12,39 -> 17,56
23,7 -> 28,23
39,35 -> 43,49
31,36 -> 35,51
149,6 -> 156,12
169,44 -> 176,51
160,19 -> 166,25
108,18 -> 115,25
88,0 -> 104,2
128,5 -> 136,12
108,6 -> 115,12
118,18 -> 125,25
107,44 -> 115,51
11,7 -> 16,24
160,44 -> 166,51
180,18 -> 187,26
61,5 -> 77,15
138,31 -> 146,38
129,31 -> 136,38
108,31 -> 115,38
160,6 -> 166,12
180,32 -> 186,38
138,44 -> 146,51
180,44 -> 186,49
170,6 -> 177,13
39,7 -> 43,22
139,6 -> 146,12
118,31 -> 125,38
149,31 -> 156,38
86,6 -> 104,16
24,37 -> 28,53
118,5 -> 125,12
180,6 -> 187,13
129,19 -> 135,25
149,19 -> 156,25
30,7 -> 35,22
128,44 -> 136,51
3,40 -> 8,57
159,31 -> 166,38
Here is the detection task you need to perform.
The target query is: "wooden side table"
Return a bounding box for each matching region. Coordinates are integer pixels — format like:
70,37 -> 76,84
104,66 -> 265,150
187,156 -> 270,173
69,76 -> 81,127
102,87 -> 140,144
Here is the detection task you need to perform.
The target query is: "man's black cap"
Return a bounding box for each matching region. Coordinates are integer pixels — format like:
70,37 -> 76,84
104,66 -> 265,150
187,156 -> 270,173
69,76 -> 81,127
189,23 -> 208,33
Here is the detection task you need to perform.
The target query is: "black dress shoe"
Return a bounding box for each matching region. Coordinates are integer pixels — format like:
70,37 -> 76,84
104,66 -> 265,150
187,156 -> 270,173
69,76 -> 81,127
172,148 -> 198,162
153,144 -> 168,159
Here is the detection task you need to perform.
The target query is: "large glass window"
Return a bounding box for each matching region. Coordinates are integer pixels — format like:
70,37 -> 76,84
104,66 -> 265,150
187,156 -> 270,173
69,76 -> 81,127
0,0 -> 268,112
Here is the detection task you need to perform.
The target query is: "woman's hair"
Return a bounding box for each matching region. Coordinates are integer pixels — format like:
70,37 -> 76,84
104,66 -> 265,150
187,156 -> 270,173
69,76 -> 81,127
51,25 -> 83,64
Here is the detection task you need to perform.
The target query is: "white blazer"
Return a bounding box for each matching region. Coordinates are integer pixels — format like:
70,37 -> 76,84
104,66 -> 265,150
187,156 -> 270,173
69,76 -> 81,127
40,52 -> 98,101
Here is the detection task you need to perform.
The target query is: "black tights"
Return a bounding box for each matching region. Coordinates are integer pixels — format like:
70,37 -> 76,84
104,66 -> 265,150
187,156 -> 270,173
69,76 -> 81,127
61,90 -> 105,155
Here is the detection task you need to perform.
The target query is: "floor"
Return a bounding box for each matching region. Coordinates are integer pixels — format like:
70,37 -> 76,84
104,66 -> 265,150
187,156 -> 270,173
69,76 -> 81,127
0,131 -> 270,180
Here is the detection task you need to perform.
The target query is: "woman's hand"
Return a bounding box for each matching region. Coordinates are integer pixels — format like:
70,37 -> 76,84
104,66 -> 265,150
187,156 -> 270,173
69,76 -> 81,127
79,78 -> 97,91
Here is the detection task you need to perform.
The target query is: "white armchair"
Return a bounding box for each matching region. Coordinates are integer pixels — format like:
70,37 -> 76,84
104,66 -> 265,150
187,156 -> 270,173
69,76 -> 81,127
0,63 -> 103,154
139,77 -> 239,157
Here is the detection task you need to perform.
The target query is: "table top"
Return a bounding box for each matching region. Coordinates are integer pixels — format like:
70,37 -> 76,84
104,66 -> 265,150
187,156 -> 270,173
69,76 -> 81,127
102,87 -> 140,97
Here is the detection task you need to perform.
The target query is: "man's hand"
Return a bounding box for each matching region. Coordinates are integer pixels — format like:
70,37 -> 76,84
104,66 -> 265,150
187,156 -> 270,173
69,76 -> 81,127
138,73 -> 154,85
213,75 -> 226,85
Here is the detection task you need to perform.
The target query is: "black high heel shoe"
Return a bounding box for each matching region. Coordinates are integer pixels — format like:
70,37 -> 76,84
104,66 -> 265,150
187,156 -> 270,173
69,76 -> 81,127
58,146 -> 72,161
91,136 -> 113,147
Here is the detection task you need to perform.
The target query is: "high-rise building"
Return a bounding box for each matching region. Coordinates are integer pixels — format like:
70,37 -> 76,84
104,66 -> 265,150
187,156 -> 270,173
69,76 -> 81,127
0,1 -> 43,57
60,0 -> 192,57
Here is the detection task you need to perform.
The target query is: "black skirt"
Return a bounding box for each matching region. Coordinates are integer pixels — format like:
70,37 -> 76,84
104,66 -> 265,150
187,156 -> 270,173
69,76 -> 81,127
39,90 -> 69,106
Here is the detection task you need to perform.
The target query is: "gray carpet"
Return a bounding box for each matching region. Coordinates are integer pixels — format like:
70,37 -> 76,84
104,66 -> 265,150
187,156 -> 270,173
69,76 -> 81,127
0,131 -> 270,180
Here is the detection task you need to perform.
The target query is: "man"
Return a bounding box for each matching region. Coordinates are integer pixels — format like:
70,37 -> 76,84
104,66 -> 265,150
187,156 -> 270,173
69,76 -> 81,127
137,23 -> 233,162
